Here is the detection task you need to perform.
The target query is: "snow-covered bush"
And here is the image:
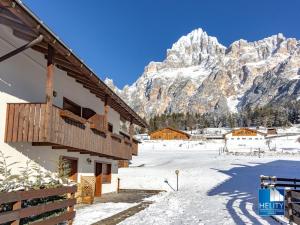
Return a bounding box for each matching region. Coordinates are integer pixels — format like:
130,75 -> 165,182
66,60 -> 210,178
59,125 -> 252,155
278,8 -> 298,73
0,151 -> 76,224
0,150 -> 74,193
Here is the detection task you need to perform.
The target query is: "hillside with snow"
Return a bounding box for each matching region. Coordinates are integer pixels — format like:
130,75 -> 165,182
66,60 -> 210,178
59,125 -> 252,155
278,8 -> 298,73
105,28 -> 300,118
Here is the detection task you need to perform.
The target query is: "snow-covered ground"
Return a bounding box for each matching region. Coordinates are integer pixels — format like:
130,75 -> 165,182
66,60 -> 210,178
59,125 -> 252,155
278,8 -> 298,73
117,140 -> 300,225
74,202 -> 137,225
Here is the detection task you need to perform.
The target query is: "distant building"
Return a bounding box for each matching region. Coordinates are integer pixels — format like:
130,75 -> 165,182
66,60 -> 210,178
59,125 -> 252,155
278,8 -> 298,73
224,128 -> 267,152
150,127 -> 190,140
267,128 -> 278,135
135,133 -> 150,141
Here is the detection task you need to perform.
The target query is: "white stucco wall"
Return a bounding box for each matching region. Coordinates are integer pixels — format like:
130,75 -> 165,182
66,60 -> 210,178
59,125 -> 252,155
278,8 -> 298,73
225,132 -> 268,152
0,24 -> 121,193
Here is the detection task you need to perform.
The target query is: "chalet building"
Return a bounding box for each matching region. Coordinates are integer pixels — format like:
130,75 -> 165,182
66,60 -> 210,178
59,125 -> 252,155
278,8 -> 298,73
224,128 -> 267,152
0,1 -> 147,196
150,127 -> 190,140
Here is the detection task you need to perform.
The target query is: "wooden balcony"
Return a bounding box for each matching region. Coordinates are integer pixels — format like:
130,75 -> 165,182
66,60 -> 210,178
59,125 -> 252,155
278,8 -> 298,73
4,103 -> 135,160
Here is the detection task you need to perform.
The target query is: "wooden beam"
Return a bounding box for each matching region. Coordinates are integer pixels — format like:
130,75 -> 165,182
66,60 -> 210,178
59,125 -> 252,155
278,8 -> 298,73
44,44 -> 54,142
0,34 -> 43,63
129,117 -> 134,141
0,15 -> 35,37
104,95 -> 109,133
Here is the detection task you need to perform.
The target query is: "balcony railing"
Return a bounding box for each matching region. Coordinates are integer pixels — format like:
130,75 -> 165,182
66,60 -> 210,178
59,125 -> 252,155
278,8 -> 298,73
5,103 -> 136,160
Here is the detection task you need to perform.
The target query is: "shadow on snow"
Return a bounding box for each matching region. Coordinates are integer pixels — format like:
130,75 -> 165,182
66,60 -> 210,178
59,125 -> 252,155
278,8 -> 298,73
208,160 -> 300,225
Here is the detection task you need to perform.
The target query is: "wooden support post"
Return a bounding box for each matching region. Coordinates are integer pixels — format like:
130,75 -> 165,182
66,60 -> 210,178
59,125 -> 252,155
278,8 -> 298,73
67,192 -> 75,225
104,95 -> 109,133
11,201 -> 21,225
44,44 -> 55,141
117,178 -> 120,193
129,117 -> 134,141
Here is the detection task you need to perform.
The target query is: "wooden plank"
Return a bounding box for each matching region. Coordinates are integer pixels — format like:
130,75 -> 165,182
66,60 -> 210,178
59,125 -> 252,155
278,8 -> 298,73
5,104 -> 14,142
27,104 -> 35,142
4,103 -> 10,142
12,104 -> 19,142
19,199 -> 76,218
17,103 -> 24,142
291,214 -> 300,225
39,104 -> 46,141
33,104 -> 40,142
0,210 -> 19,224
0,186 -> 77,205
291,191 -> 300,200
0,200 -> 76,224
11,201 -> 21,225
291,203 -> 300,213
22,104 -> 30,141
30,211 -> 75,225
7,104 -> 15,142
60,110 -> 87,124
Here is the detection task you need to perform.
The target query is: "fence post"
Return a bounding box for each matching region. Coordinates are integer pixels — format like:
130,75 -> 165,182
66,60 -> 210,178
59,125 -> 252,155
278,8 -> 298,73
286,190 -> 293,225
68,191 -> 75,225
11,201 -> 21,225
117,178 -> 120,193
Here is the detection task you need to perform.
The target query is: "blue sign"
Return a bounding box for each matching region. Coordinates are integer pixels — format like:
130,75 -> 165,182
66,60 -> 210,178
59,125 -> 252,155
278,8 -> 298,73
259,189 -> 285,216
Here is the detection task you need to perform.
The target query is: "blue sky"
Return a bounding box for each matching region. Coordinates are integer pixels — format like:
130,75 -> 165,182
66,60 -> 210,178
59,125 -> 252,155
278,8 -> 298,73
23,0 -> 300,88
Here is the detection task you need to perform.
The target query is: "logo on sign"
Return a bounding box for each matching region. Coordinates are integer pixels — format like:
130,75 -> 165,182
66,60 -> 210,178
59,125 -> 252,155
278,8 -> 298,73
259,189 -> 285,216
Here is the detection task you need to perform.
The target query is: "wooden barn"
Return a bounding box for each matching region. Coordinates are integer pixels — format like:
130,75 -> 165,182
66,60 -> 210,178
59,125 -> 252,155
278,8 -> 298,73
150,127 -> 190,140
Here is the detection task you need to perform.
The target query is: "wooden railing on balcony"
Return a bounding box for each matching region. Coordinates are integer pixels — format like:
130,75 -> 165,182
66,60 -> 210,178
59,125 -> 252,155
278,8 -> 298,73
5,103 -> 134,160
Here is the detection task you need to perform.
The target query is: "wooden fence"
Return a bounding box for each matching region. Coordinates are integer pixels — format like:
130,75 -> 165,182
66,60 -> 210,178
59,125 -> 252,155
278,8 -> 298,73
261,175 -> 300,224
0,186 -> 77,225
285,190 -> 300,224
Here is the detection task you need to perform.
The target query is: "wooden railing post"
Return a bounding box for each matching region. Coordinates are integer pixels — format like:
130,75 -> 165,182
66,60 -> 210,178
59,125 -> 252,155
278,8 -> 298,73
117,178 -> 120,193
67,191 -> 75,225
11,201 -> 21,225
129,118 -> 133,142
44,44 -> 55,142
286,190 -> 293,224
104,95 -> 109,133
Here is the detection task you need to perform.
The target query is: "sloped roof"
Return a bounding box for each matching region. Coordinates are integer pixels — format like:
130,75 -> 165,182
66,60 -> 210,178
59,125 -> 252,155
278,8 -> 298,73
149,127 -> 191,137
224,127 -> 267,136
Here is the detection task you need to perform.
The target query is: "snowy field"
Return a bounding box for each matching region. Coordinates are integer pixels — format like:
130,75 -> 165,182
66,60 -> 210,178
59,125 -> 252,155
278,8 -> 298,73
116,140 -> 300,225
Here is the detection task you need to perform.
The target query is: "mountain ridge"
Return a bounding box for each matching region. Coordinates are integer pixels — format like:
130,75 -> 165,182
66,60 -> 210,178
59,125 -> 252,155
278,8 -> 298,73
105,28 -> 300,118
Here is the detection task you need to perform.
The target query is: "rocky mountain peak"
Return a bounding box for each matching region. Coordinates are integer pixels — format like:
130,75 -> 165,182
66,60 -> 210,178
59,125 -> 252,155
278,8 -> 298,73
106,28 -> 300,118
164,28 -> 226,68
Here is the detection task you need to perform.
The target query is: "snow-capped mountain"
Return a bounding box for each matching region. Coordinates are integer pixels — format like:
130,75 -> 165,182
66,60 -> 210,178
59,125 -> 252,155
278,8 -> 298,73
105,28 -> 300,118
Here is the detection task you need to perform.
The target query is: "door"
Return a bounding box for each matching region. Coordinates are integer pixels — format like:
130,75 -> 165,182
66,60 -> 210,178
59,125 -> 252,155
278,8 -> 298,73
95,162 -> 102,197
62,157 -> 78,182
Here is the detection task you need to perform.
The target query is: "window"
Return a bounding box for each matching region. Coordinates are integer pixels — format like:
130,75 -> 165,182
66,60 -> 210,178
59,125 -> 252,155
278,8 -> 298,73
82,107 -> 96,120
237,138 -> 240,140
249,138 -> 252,140
108,123 -> 113,132
63,97 -> 96,120
242,138 -> 246,140
63,97 -> 81,117
231,138 -> 234,140
102,164 -> 111,183
61,156 -> 78,182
